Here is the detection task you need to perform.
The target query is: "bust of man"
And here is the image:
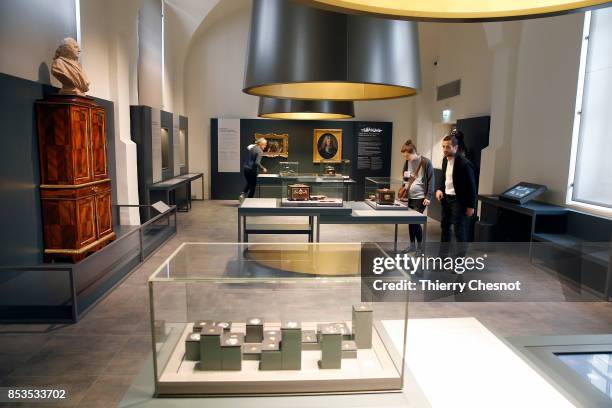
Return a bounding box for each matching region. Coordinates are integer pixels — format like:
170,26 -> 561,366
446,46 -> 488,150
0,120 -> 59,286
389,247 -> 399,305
51,37 -> 90,95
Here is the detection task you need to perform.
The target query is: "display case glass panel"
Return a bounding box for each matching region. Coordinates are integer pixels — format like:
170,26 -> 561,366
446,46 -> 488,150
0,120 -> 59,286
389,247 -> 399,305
161,127 -> 170,170
148,242 -> 408,396
365,177 -> 408,210
278,161 -> 299,176
179,129 -> 186,167
556,353 -> 612,398
280,174 -> 344,207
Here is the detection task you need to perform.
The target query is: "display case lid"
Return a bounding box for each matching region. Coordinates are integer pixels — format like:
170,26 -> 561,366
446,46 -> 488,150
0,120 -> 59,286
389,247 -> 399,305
365,177 -> 405,183
280,173 -> 345,182
149,242 -> 380,283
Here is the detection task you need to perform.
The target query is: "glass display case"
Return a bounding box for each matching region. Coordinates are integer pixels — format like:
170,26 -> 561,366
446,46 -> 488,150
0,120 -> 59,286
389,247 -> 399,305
365,177 -> 409,210
314,159 -> 351,177
278,161 -> 299,176
149,242 -> 408,396
280,174 -> 345,207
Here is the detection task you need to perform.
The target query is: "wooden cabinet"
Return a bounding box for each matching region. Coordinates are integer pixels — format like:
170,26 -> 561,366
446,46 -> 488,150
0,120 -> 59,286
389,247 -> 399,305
36,95 -> 115,262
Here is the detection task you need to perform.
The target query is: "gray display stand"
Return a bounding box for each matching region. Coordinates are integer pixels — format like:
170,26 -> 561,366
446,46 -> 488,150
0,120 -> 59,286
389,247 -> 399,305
0,203 -> 177,323
148,172 -> 204,217
321,202 -> 428,251
237,198 -> 352,243
506,334 -> 612,408
237,199 -> 428,249
120,355 -> 430,407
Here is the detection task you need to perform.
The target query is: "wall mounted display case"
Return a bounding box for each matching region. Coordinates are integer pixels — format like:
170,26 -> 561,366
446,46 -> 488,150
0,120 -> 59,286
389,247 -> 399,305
161,127 -> 170,170
280,174 -> 345,207
130,106 -> 189,221
178,128 -> 187,170
365,177 -> 408,211
149,242 -> 408,396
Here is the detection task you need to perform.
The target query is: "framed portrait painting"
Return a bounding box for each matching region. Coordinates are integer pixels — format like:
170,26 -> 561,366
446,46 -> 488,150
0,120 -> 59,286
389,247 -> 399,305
313,129 -> 342,163
255,133 -> 289,158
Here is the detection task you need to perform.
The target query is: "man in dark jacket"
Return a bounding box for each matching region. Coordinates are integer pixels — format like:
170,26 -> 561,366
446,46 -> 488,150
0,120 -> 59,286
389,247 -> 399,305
435,133 -> 477,256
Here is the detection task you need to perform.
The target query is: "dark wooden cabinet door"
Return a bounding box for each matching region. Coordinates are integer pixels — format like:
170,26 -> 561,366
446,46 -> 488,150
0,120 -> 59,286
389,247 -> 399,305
37,105 -> 72,185
91,108 -> 108,181
94,187 -> 113,238
70,106 -> 92,184
41,199 -> 76,249
76,196 -> 97,247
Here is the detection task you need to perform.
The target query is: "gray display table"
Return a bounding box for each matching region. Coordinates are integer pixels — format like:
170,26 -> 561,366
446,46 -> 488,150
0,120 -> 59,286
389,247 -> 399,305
238,198 -> 352,242
175,172 -> 205,205
238,199 -> 427,247
321,201 -> 428,250
148,173 -> 204,214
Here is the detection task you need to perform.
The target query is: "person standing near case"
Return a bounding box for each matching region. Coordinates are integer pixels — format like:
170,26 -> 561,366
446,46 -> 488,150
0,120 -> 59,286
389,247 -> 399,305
239,138 -> 268,202
398,140 -> 434,253
435,131 -> 477,258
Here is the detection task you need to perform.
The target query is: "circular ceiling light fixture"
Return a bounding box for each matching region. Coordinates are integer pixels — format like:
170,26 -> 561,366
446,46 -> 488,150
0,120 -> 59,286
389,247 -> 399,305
258,97 -> 355,120
302,0 -> 611,22
244,0 -> 421,101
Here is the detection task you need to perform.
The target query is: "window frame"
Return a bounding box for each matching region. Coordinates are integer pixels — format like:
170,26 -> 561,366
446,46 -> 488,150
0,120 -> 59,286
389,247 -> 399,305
566,11 -> 612,217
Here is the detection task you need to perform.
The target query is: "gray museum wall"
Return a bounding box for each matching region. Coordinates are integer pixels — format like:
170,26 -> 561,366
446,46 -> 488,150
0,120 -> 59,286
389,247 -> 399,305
210,118 -> 393,200
137,0 -> 163,108
0,0 -> 77,86
0,72 -> 118,266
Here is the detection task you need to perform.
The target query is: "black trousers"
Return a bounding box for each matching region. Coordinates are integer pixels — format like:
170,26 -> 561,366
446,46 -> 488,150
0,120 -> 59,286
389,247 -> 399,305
408,198 -> 426,243
242,167 -> 258,198
440,195 -> 468,256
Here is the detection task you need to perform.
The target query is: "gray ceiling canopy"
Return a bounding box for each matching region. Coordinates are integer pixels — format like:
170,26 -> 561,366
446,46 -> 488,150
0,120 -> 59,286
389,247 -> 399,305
243,0 -> 421,101
258,97 -> 355,119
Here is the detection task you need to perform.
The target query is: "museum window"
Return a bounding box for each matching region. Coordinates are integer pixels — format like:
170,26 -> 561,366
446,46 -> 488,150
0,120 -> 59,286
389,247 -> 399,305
567,9 -> 612,212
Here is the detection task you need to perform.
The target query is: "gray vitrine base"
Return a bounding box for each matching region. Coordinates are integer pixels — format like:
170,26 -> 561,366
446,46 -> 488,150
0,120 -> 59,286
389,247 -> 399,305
238,199 -> 427,248
506,334 -> 612,408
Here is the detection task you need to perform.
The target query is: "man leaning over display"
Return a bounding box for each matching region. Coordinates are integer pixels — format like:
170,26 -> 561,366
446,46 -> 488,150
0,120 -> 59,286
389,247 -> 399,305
435,131 -> 477,258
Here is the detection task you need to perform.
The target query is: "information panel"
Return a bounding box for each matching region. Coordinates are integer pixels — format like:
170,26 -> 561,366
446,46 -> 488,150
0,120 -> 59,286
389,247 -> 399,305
217,118 -> 241,173
353,122 -> 393,199
357,125 -> 385,171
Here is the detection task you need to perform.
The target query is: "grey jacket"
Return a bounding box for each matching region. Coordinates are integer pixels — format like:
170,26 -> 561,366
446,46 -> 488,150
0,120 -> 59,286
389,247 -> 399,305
402,156 -> 435,202
244,144 -> 265,172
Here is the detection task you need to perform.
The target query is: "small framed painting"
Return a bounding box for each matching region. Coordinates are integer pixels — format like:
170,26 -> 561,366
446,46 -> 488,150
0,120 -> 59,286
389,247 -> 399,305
255,133 -> 289,158
313,129 -> 342,163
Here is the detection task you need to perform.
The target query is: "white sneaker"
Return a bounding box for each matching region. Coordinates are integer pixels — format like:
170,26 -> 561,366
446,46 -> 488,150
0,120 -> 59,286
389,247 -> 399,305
239,193 -> 245,204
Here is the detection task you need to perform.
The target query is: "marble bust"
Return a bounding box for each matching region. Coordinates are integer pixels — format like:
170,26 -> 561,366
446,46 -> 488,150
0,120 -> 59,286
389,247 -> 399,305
51,37 -> 90,96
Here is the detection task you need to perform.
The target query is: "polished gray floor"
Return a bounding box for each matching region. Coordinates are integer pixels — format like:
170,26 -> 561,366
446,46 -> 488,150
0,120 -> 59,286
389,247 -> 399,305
1,200 -> 611,407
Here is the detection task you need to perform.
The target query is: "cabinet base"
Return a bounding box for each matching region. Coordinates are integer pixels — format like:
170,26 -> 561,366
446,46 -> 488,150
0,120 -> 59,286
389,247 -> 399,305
44,232 -> 116,263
